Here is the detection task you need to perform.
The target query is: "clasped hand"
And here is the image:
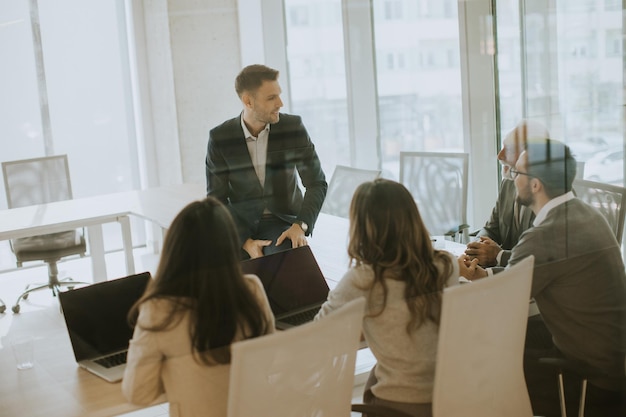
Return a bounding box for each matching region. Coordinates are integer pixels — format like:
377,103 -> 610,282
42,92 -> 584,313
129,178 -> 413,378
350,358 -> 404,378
457,254 -> 488,281
464,236 -> 501,267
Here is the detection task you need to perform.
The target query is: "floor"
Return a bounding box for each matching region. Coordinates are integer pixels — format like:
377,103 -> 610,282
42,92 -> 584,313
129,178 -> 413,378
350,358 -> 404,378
0,242 -> 367,416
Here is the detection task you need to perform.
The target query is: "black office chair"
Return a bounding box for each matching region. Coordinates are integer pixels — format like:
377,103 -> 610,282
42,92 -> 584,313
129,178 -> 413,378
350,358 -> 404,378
2,155 -> 89,313
536,357 -> 626,417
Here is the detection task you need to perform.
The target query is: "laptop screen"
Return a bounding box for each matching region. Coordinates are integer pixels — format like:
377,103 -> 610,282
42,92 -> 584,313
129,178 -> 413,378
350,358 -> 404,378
241,246 -> 329,316
59,272 -> 151,361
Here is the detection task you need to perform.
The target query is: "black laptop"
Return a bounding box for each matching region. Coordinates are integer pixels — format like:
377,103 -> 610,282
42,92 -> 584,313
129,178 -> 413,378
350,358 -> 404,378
58,272 -> 151,382
241,246 -> 330,330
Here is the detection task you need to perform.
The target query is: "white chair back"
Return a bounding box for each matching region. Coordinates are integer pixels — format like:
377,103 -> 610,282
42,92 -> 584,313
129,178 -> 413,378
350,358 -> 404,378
432,256 -> 535,417
321,165 -> 381,218
2,155 -> 73,208
227,297 -> 366,417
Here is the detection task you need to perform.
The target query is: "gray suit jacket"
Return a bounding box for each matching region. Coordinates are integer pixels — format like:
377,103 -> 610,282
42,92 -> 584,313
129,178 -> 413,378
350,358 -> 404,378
478,179 -> 535,265
206,113 -> 327,245
503,198 -> 626,379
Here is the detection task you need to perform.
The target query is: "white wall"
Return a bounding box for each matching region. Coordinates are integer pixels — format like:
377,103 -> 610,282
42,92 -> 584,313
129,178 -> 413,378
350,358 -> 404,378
137,0 -> 244,187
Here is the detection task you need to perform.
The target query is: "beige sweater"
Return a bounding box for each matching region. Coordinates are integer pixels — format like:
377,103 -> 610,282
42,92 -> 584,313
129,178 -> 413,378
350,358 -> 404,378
315,252 -> 459,404
122,274 -> 274,417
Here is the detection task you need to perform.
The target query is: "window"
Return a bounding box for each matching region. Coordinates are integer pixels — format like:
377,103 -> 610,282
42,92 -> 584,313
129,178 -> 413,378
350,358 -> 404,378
496,0 -> 624,187
373,4 -> 464,178
0,0 -> 144,253
284,0 -> 350,176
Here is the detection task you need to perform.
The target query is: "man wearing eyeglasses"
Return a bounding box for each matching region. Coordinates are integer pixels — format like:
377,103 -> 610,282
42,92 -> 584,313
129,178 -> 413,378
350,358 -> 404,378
464,120 -> 548,267
459,139 -> 626,416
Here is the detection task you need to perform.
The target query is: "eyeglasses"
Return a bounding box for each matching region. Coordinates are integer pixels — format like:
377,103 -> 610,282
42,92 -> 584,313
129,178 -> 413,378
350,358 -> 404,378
509,168 -> 534,180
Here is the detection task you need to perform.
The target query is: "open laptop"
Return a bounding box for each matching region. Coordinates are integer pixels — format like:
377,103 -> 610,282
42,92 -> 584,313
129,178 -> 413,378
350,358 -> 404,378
241,245 -> 330,330
58,271 -> 151,383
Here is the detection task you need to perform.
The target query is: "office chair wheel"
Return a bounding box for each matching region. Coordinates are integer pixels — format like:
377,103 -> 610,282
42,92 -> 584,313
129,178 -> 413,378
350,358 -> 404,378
0,304 -> 5,314
22,293 -> 29,300
12,304 -> 20,314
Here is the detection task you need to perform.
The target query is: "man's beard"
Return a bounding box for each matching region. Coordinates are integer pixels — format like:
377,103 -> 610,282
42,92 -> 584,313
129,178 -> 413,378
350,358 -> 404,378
516,182 -> 533,207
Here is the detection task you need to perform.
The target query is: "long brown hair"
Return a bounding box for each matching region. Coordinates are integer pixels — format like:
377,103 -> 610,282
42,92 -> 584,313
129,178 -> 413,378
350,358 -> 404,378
128,197 -> 272,364
348,178 -> 452,332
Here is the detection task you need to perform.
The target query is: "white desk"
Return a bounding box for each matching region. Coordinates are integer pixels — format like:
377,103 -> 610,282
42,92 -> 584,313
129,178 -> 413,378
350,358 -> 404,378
0,305 -> 165,417
309,212 -> 467,285
0,183 -> 205,283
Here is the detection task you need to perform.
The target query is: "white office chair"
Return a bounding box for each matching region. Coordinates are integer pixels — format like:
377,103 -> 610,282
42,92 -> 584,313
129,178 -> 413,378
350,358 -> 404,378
321,165 -> 381,218
352,257 -> 534,417
399,152 -> 470,243
431,255 -> 535,417
227,297 -> 365,417
2,155 -> 89,313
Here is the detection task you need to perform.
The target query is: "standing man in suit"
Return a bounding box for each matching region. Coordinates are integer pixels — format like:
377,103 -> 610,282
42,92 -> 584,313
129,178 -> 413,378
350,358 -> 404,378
459,139 -> 626,416
465,120 -> 548,267
206,64 -> 327,259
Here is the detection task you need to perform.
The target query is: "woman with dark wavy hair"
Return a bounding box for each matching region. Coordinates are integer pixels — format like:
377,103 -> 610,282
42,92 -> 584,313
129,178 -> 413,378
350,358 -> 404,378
122,197 -> 274,416
315,178 -> 458,417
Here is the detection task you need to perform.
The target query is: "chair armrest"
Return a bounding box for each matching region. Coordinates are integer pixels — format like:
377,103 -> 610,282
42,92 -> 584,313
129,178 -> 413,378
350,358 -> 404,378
351,403 -> 414,417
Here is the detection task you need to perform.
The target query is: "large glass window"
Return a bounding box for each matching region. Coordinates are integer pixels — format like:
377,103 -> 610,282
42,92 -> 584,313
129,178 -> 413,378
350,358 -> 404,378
0,0 -> 143,270
283,0 -> 350,177
496,0 -> 624,186
372,0 -> 465,179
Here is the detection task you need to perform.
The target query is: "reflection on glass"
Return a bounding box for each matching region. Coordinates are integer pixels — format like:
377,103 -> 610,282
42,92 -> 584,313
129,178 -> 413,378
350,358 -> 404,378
284,0 -> 350,176
496,0 -> 624,186
372,0 -> 464,179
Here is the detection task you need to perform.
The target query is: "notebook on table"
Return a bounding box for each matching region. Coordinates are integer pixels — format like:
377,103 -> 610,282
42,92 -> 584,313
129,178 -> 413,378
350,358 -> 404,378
241,245 -> 330,330
58,271 -> 151,383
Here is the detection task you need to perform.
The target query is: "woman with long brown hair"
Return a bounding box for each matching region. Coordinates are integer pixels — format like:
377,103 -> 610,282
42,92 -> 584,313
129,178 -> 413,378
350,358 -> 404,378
315,178 -> 458,416
122,197 -> 274,416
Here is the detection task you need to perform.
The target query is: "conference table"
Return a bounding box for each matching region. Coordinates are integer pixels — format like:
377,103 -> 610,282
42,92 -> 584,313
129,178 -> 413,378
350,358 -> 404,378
0,187 -> 468,417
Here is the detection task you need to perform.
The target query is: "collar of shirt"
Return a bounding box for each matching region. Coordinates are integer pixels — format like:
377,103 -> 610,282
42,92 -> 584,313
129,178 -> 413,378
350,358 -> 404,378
240,115 -> 270,142
533,191 -> 575,226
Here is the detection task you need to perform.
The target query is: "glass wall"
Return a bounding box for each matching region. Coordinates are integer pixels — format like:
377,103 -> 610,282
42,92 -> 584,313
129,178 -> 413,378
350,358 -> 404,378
283,0 -> 351,178
0,0 -> 143,269
372,0 -> 464,179
496,0 -> 624,186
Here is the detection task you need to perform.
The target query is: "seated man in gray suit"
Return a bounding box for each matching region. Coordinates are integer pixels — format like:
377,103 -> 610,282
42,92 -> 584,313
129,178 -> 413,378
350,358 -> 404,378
206,64 -> 327,259
459,139 -> 626,416
465,120 -> 548,267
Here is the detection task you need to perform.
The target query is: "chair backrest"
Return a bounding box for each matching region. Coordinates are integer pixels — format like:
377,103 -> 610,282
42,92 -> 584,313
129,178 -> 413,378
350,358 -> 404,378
432,256 -> 535,417
227,297 -> 365,417
321,165 -> 381,218
399,152 -> 469,236
572,178 -> 626,243
2,155 -> 73,209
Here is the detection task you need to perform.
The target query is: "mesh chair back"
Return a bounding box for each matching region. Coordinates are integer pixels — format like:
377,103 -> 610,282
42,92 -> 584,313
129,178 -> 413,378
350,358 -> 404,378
228,297 -> 365,417
321,165 -> 381,218
573,178 -> 626,243
399,152 -> 469,236
433,256 -> 535,417
2,155 -> 73,208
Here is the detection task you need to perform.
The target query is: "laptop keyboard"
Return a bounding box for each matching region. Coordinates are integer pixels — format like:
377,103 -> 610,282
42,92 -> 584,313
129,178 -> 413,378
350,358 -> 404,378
280,307 -> 321,326
94,351 -> 127,368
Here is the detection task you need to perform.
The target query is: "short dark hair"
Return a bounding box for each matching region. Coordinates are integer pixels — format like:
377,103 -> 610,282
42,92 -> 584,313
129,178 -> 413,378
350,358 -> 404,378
525,139 -> 577,198
235,64 -> 279,98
